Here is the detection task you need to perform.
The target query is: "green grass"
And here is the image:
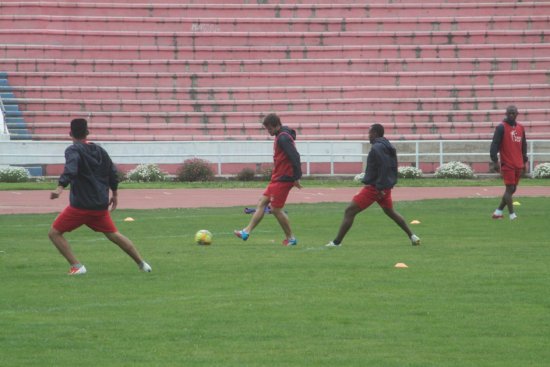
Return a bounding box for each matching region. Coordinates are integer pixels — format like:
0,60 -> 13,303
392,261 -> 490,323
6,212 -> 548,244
1,197 -> 549,366
1,177 -> 549,190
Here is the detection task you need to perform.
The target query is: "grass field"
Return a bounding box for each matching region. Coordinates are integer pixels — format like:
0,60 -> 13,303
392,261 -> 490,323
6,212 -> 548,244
1,177 -> 550,191
1,197 -> 549,366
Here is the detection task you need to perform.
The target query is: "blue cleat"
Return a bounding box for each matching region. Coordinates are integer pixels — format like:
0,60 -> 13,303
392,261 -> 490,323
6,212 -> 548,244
234,229 -> 249,241
282,238 -> 297,246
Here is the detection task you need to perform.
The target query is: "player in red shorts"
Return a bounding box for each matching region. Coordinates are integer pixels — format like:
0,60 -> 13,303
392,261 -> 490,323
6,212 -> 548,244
490,105 -> 528,220
234,113 -> 303,246
325,124 -> 420,247
49,118 -> 152,274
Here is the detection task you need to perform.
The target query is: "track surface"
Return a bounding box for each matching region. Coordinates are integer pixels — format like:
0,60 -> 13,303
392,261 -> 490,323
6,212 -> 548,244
1,186 -> 547,215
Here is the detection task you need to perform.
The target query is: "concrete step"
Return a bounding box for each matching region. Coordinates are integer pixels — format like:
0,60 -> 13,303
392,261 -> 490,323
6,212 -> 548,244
1,2 -> 547,18
7,84 -> 549,101
1,14 -> 547,33
5,70 -> 548,88
3,43 -> 548,60
12,96 -> 550,114
1,28 -> 546,47
18,109 -> 550,125
3,57 -> 549,73
0,0 -> 536,4
17,130 -> 550,142
21,120 -> 550,138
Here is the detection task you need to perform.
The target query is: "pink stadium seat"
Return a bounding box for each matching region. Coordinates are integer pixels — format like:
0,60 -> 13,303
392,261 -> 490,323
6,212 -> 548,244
1,0 -> 548,142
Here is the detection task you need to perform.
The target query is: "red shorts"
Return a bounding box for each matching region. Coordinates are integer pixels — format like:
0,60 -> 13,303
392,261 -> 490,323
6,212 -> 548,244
52,206 -> 117,233
501,167 -> 522,186
263,181 -> 295,208
353,185 -> 393,210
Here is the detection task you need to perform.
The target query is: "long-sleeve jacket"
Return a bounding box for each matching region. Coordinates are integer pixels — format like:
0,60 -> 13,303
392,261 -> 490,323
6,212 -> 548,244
362,137 -> 398,190
490,119 -> 527,169
271,126 -> 302,182
58,141 -> 118,210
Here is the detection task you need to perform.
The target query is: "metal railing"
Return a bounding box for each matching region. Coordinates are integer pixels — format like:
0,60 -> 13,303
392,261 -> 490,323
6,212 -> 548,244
2,139 -> 548,176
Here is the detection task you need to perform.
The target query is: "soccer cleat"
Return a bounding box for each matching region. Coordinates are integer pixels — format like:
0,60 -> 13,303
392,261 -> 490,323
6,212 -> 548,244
492,214 -> 504,219
234,229 -> 249,241
68,265 -> 87,275
139,261 -> 152,273
411,234 -> 421,246
325,241 -> 341,247
510,214 -> 518,220
282,238 -> 297,246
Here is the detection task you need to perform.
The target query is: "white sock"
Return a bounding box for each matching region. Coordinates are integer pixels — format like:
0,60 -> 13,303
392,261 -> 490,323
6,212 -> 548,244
494,209 -> 503,216
510,213 -> 517,220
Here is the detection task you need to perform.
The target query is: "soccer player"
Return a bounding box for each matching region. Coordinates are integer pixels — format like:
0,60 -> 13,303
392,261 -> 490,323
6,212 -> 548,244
49,118 -> 152,274
234,113 -> 303,246
325,123 -> 420,247
490,105 -> 528,220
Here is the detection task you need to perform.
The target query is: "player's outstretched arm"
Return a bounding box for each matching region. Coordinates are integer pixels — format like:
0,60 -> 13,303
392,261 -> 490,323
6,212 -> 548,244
50,185 -> 64,200
109,190 -> 119,211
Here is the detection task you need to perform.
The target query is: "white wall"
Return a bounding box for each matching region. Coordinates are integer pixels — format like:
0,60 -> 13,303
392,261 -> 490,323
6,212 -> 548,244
0,140 -> 367,165
1,140 -> 548,174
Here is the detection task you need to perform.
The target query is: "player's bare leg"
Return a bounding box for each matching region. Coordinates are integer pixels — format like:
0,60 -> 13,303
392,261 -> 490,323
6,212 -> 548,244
271,206 -> 293,239
498,184 -> 517,214
104,231 -> 144,265
382,207 -> 413,238
244,195 -> 270,233
48,227 -> 80,265
333,200 -> 362,244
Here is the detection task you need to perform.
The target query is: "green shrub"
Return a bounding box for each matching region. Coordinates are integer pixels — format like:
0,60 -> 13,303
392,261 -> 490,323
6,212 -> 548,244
236,167 -> 256,181
398,166 -> 423,179
126,164 -> 167,182
0,166 -> 30,182
261,164 -> 273,181
177,158 -> 215,182
435,161 -> 475,179
116,167 -> 126,182
533,163 -> 550,178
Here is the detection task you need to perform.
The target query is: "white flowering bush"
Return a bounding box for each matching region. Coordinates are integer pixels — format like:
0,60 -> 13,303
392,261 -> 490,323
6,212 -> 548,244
398,166 -> 423,179
0,166 -> 30,182
435,161 -> 475,179
126,164 -> 167,182
353,172 -> 365,182
533,163 -> 550,178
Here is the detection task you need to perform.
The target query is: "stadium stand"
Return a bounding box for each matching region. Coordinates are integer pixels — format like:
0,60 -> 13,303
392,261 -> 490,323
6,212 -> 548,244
0,72 -> 27,139
0,0 -> 549,143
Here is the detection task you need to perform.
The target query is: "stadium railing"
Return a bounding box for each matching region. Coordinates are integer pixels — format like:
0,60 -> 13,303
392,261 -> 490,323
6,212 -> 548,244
1,139 -> 549,176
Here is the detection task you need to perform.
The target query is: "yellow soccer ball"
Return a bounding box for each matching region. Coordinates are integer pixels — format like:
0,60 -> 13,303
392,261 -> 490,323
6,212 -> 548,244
194,229 -> 213,245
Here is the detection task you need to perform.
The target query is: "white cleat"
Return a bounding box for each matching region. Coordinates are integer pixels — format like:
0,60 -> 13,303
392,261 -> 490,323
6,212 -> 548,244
140,262 -> 152,273
68,265 -> 87,275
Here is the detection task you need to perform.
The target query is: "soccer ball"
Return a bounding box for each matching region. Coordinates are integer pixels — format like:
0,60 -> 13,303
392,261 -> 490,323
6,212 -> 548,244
194,229 -> 213,245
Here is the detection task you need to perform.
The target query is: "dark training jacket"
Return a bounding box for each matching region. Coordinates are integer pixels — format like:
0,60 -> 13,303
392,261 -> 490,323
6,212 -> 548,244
272,126 -> 302,182
58,142 -> 119,210
362,137 -> 398,190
